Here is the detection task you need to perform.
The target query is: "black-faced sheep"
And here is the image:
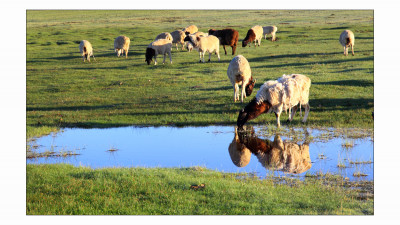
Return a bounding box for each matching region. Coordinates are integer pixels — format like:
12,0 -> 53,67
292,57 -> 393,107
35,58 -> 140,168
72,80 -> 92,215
114,36 -> 130,58
237,74 -> 311,127
184,34 -> 220,63
145,39 -> 172,65
155,32 -> 173,42
208,28 -> 239,55
262,26 -> 278,41
227,55 -> 256,103
182,25 -> 198,35
170,30 -> 186,50
79,40 -> 95,62
242,25 -> 264,47
339,30 -> 355,56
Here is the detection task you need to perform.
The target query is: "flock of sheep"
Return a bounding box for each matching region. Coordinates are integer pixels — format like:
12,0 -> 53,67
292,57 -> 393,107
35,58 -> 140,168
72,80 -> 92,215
78,25 -> 356,128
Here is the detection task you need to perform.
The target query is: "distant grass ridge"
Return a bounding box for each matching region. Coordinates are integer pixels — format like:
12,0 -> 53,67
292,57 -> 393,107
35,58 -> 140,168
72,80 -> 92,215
26,164 -> 373,215
26,10 -> 373,138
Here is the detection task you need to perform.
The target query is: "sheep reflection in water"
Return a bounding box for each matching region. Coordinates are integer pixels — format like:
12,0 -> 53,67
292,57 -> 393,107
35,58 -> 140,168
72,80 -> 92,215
229,127 -> 311,174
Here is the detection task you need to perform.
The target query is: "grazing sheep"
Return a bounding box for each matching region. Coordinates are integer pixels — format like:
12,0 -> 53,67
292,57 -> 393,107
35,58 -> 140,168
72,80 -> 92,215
79,40 -> 95,62
339,30 -> 355,56
184,34 -> 220,63
262,26 -> 278,41
231,128 -> 311,174
185,32 -> 208,52
182,25 -> 198,35
208,28 -> 239,55
114,36 -> 130,58
145,38 -> 172,65
237,74 -> 311,127
227,55 -> 256,103
155,32 -> 173,42
170,30 -> 186,50
242,25 -> 264,47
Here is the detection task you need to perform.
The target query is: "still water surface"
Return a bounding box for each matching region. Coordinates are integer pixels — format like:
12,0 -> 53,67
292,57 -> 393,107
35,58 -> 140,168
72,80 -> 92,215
27,126 -> 373,181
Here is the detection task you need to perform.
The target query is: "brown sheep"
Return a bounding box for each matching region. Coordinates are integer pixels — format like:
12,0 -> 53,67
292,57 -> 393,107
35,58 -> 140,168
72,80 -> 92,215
208,28 -> 239,55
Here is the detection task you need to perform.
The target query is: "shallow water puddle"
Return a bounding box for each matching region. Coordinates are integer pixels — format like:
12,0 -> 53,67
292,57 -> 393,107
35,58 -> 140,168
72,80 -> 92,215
27,126 -> 373,181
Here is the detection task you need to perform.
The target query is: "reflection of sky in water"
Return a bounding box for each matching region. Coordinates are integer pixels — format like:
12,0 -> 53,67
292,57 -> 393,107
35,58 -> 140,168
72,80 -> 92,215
27,126 -> 373,181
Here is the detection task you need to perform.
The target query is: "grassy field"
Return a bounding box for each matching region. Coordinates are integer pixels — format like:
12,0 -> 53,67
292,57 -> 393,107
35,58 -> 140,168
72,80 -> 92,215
26,10 -> 374,138
26,164 -> 373,215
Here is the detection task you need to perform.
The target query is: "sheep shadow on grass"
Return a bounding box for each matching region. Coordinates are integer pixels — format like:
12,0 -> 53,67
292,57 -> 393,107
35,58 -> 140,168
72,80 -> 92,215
313,79 -> 373,87
309,98 -> 373,112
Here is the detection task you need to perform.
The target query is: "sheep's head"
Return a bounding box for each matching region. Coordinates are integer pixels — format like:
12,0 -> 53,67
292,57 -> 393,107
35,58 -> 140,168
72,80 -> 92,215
242,29 -> 255,47
208,29 -> 216,35
245,78 -> 256,97
145,48 -> 155,65
237,98 -> 271,128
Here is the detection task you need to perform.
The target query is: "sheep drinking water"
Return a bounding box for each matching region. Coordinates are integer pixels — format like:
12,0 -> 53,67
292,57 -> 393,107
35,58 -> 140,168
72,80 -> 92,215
237,74 -> 311,127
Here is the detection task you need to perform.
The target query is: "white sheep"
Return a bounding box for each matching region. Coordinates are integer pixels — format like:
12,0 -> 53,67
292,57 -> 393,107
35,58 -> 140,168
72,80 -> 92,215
145,38 -> 172,65
184,34 -> 220,63
262,26 -> 278,41
242,25 -> 264,47
114,35 -> 130,58
79,40 -> 95,62
339,30 -> 355,56
237,74 -> 311,127
182,25 -> 198,35
185,32 -> 208,52
170,30 -> 186,50
227,55 -> 256,103
155,32 -> 173,42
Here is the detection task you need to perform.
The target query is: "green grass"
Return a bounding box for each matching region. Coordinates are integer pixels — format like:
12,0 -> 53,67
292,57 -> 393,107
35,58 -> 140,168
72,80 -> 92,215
26,10 -> 374,138
26,164 -> 373,215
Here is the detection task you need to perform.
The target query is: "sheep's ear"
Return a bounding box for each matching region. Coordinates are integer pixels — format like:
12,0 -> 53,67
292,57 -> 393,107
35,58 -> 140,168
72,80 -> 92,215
196,37 -> 200,42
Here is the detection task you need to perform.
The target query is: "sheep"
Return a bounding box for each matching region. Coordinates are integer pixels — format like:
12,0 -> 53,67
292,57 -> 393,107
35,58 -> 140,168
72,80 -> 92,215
242,25 -> 264,47
237,74 -> 311,128
170,30 -> 186,50
155,32 -> 173,42
227,55 -> 256,103
183,34 -> 220,63
232,127 -> 311,174
145,38 -> 172,65
185,32 -> 208,52
262,26 -> 278,41
339,30 -> 355,56
114,36 -> 130,58
208,28 -> 239,55
79,40 -> 95,62
182,25 -> 198,35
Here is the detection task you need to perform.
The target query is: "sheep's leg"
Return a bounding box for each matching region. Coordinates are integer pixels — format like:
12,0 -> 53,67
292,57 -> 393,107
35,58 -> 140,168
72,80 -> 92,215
264,34 -> 267,40
169,51 -> 172,64
154,55 -> 158,65
275,112 -> 281,128
162,53 -> 166,64
272,34 -> 275,41
82,55 -> 85,62
287,105 -> 298,123
232,45 -> 236,55
234,84 -> 239,102
199,51 -> 203,63
351,44 -> 354,56
216,50 -> 220,61
125,49 -> 128,58
223,45 -> 227,55
208,51 -> 211,62
240,82 -> 247,103
302,103 -> 310,123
